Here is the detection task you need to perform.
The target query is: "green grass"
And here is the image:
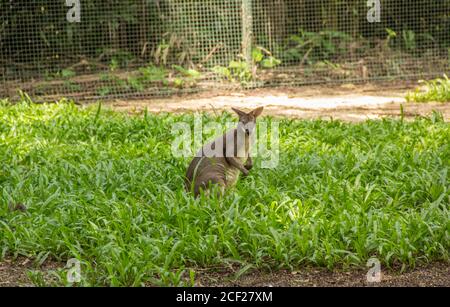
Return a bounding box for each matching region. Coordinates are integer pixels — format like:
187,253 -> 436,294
406,75 -> 450,103
0,100 -> 449,286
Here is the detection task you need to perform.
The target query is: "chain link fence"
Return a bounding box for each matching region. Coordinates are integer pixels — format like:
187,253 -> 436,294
1,0 -> 449,101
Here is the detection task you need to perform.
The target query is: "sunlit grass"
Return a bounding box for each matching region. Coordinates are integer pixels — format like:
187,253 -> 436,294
406,74 -> 450,103
0,100 -> 449,286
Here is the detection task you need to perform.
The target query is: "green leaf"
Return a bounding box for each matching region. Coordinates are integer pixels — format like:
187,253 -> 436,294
260,56 -> 281,69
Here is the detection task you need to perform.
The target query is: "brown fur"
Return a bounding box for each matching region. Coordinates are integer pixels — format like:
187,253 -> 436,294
185,107 -> 264,197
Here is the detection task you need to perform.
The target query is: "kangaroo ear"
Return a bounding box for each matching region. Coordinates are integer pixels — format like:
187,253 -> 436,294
251,106 -> 264,118
231,107 -> 247,118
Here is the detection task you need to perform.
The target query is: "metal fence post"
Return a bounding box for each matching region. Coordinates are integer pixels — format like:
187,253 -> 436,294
242,0 -> 253,70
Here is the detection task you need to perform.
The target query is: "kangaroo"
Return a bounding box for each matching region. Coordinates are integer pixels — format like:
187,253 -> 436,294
185,107 -> 264,197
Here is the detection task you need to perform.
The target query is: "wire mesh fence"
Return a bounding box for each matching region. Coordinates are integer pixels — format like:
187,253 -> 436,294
1,0 -> 449,101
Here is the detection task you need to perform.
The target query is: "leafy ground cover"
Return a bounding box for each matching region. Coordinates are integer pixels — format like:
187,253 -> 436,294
0,100 -> 448,286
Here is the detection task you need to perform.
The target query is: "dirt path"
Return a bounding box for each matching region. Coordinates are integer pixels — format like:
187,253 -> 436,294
1,258 -> 448,287
104,83 -> 450,122
196,262 -> 450,287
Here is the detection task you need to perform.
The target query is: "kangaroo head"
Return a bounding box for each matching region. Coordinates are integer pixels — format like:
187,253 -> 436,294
231,106 -> 264,136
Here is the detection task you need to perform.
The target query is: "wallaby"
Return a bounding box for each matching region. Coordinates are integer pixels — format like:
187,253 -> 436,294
185,107 -> 264,197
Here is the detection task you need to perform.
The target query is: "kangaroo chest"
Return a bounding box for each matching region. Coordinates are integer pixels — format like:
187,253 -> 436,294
196,129 -> 252,187
236,132 -> 250,158
225,132 -> 251,186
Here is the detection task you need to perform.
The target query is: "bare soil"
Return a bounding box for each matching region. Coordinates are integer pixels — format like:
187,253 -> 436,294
0,258 -> 60,287
103,82 -> 450,122
1,258 -> 448,287
195,262 -> 450,287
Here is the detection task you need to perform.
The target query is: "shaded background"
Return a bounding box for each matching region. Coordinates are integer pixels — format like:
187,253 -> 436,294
1,0 -> 449,100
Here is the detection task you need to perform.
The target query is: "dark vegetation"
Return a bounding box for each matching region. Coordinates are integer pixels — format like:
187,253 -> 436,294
0,0 -> 449,98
